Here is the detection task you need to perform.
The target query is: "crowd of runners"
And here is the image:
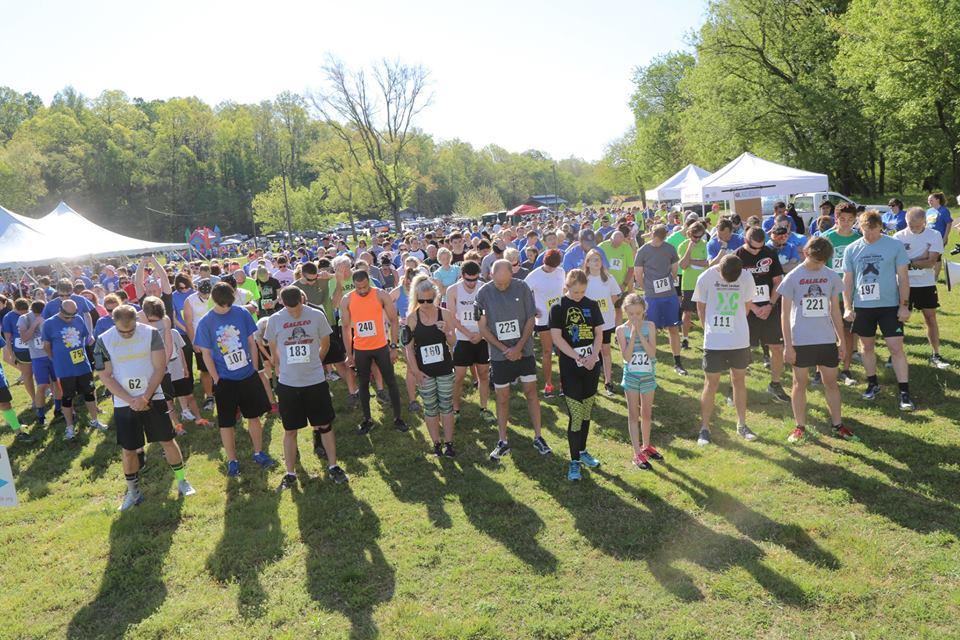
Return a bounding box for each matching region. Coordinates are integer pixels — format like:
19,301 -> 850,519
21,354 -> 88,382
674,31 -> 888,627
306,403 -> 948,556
0,192 -> 955,508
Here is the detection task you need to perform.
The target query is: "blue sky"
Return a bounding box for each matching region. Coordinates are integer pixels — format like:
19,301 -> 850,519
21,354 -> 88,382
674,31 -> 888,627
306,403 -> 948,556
3,0 -> 706,161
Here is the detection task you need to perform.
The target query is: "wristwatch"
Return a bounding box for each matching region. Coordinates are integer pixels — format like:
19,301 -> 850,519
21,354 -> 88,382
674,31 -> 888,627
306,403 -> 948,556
389,343 -> 399,350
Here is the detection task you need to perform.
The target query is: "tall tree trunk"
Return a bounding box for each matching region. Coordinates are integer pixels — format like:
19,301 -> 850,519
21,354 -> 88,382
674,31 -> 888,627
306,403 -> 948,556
878,151 -> 886,195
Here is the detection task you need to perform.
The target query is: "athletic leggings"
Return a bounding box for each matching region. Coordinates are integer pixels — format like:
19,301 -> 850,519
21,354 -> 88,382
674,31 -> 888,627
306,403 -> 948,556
559,357 -> 599,460
355,346 -> 402,421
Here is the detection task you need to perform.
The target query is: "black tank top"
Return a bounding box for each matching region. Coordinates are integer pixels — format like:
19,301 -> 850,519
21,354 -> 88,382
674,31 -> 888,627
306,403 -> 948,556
412,307 -> 453,377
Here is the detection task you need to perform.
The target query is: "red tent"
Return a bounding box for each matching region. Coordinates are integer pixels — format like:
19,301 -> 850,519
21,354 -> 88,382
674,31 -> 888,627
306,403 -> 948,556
507,204 -> 540,216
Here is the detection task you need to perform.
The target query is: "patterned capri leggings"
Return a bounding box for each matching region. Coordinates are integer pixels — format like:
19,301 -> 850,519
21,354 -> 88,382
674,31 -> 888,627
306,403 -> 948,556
418,372 -> 455,417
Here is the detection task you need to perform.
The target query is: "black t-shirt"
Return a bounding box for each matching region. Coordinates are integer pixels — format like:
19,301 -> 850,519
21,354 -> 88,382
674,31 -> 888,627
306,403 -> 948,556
735,246 -> 783,307
257,277 -> 282,317
452,251 -> 465,264
137,291 -> 174,320
548,295 -> 604,363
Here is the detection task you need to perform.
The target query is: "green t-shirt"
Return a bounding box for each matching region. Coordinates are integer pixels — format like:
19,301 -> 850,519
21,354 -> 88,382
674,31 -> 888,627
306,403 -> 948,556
667,230 -> 686,280
821,229 -> 860,273
327,278 -> 356,323
239,278 -> 261,302
677,238 -> 708,291
598,240 -> 635,285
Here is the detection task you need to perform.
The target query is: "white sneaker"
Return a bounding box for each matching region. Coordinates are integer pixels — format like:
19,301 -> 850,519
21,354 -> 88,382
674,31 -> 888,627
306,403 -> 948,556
88,419 -> 108,432
64,426 -> 76,441
118,489 -> 144,511
178,479 -> 197,497
181,409 -> 197,421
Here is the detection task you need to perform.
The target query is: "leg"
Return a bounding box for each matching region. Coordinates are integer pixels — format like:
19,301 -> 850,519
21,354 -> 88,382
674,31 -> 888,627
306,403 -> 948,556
320,427 -> 338,467
860,337 -> 877,377
886,337 -> 909,383
453,366 -> 467,412
523,380 -> 542,438
791,366 -> 809,427
283,430 -> 298,474
700,372 -> 721,430
625,389 -> 641,454
18,362 -> 35,408
158,438 -> 184,466
355,350 -> 374,419
667,325 -> 681,357
494,386 -> 510,441
476,364 -> 490,410
334,362 -> 358,395
374,348 -> 403,420
819,366 -> 842,426
601,344 -> 613,385
539,330 -> 554,389
922,308 -> 940,353
640,390 -> 655,448
219,427 -> 237,461
405,363 -> 418,404
682,309 -> 693,340
841,328 -> 855,372
247,417 -> 264,453
201,371 -> 213,398
730,368 -> 748,425
769,344 -> 784,383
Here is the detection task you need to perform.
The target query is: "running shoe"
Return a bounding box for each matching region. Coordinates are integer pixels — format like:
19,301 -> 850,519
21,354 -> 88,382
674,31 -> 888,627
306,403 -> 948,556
852,352 -> 863,364
328,465 -> 349,484
394,418 -> 409,433
347,392 -> 359,409
313,430 -> 326,458
697,428 -> 711,446
930,354 -> 951,369
787,427 -> 806,444
767,382 -> 791,403
357,418 -> 375,435
52,410 -> 64,423
181,409 -> 197,421
327,370 -> 341,382
88,419 -> 108,432
578,451 -> 600,468
489,440 -> 511,461
884,356 -> 893,369
839,370 -> 856,386
14,430 -> 35,444
408,401 -> 422,414
432,441 -> 443,457
899,391 -> 915,411
810,372 -> 822,387
633,451 -> 652,470
480,409 -> 496,423
737,424 -> 757,441
674,363 -> 688,376
226,460 -> 241,477
443,442 -> 456,458
174,424 -> 187,437
195,418 -> 211,428
833,425 -> 858,441
641,445 -> 663,461
862,382 -> 881,401
118,489 -> 144,512
63,426 -> 76,442
567,460 -> 582,481
177,479 -> 197,497
603,382 -> 616,397
278,474 -> 297,491
376,388 -> 388,404
543,384 -> 556,398
202,396 -> 215,413
533,436 -> 552,455
252,451 -> 278,469
681,337 -> 689,350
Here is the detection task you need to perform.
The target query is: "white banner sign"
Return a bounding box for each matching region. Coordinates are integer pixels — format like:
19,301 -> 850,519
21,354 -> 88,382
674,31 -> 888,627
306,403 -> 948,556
0,445 -> 18,507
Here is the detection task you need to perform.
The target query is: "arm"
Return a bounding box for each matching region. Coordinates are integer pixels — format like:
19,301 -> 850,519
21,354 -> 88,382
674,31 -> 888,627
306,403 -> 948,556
633,265 -> 644,290
477,314 -> 506,354
441,308 -> 457,349
639,321 -> 656,357
780,296 -> 794,363
143,347 -> 168,409
842,271 -> 854,320
162,317 -> 174,362
696,301 -> 706,327
183,302 -> 196,346
769,275 -> 783,307
98,359 -> 139,408
247,334 -> 260,373
896,263 -> 911,322
403,315 -> 422,381
200,347 -> 219,385
339,297 -> 353,365
381,289 -> 399,345
134,259 -> 147,300
153,257 -> 172,295
318,334 -> 330,361
550,327 -> 579,361
679,242 -> 693,270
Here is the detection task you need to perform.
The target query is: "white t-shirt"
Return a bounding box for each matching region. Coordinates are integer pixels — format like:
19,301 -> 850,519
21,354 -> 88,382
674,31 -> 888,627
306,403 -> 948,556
894,227 -> 943,289
273,268 -> 295,287
691,265 -> 755,351
586,274 -> 621,331
524,266 -> 566,327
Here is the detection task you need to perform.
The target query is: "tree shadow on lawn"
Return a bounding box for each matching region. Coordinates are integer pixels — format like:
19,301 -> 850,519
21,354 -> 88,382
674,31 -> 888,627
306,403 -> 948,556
510,450 -> 811,606
66,490 -> 183,640
294,481 -> 395,640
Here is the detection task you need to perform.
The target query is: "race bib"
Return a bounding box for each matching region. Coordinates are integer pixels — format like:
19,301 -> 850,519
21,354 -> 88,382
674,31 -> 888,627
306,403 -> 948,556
710,314 -> 734,334
33,336 -> 43,349
575,345 -> 593,360
419,343 -> 444,365
858,283 -> 880,302
672,275 -> 681,288
753,284 -> 770,303
224,349 -> 248,371
123,376 -> 147,395
610,258 -> 623,271
832,256 -> 844,271
285,343 -> 310,364
801,296 -> 828,318
653,277 -> 671,294
626,351 -> 653,374
598,298 -> 609,312
496,319 -> 520,341
356,320 -> 377,337
13,337 -> 27,350
69,348 -> 86,365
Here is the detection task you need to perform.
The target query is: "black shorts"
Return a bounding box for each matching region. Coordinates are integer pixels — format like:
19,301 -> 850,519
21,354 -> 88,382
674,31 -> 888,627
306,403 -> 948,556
215,373 -> 271,428
162,373 -> 193,399
602,328 -> 614,345
558,357 -> 601,401
490,355 -> 537,387
195,348 -> 209,373
323,327 -> 347,365
852,306 -> 903,339
276,381 -> 335,431
839,297 -> 853,333
115,400 -> 175,451
453,339 -> 490,367
908,286 -> 939,310
680,290 -> 697,312
794,343 -> 840,369
534,324 -> 551,333
748,306 -> 783,346
0,385 -> 11,404
14,350 -> 31,365
60,372 -> 95,400
703,347 -> 752,373
180,332 -> 195,384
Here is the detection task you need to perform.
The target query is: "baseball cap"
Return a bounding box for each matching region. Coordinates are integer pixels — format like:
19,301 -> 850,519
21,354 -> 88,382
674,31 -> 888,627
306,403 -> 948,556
197,278 -> 212,294
684,212 -> 700,224
771,225 -> 790,235
579,228 -> 596,247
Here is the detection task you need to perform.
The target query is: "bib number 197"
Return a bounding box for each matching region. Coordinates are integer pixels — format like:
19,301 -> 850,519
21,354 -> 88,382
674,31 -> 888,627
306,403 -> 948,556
858,283 -> 879,301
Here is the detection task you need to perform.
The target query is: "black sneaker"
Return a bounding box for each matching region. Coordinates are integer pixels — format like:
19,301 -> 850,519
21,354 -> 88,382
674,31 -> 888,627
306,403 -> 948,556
278,473 -> 297,491
862,382 -> 881,401
489,440 -> 511,461
432,441 -> 443,457
681,337 -> 689,350
899,391 -> 915,411
443,442 -> 456,458
767,382 -> 791,403
357,418 -> 375,435
394,418 -> 409,433
137,450 -> 147,470
13,430 -> 35,444
313,430 -> 326,458
810,372 -> 822,387
328,465 -> 349,484
376,389 -> 388,405
532,436 -> 552,455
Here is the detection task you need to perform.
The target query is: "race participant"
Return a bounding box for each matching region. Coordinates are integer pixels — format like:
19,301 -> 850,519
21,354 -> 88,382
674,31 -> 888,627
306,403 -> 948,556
584,249 -> 621,396
194,282 -> 277,476
255,266 -> 282,318
736,227 -> 791,403
842,210 -> 914,410
476,259 -> 551,460
266,287 -> 348,489
313,258 -> 358,399
562,228 -> 608,272
340,271 -> 407,435
678,222 -> 709,350
778,237 -> 855,443
768,225 -> 801,273
524,249 -> 565,397
93,305 -> 196,510
403,275 -> 458,457
183,278 -> 215,412
43,278 -> 97,335
706,218 -> 744,265
598,230 -> 636,327
0,331 -> 32,442
633,224 -> 687,375
616,294 -> 663,468
926,192 -> 952,279
272,256 -> 296,287
549,268 -> 603,481
234,269 -> 261,307
895,206 -> 949,368
41,299 -> 106,440
448,261 -> 494,422
822,203 -> 861,384
19,300 -> 62,426
4,298 -> 37,417
692,254 -> 759,445
390,266 -> 420,413
882,199 -> 907,234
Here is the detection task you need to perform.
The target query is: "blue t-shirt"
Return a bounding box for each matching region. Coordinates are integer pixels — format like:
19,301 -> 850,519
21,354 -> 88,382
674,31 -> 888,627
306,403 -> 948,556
73,275 -> 93,289
0,336 -> 6,388
926,205 -> 953,238
193,305 -> 258,381
100,275 -> 120,293
767,241 -> 801,267
1,311 -> 25,352
93,315 -> 115,339
41,315 -> 93,378
562,244 -> 609,272
42,295 -> 96,320
706,234 -> 744,260
434,265 -> 461,290
762,216 -> 797,234
881,210 -> 907,234
842,235 -> 910,308
172,289 -> 194,335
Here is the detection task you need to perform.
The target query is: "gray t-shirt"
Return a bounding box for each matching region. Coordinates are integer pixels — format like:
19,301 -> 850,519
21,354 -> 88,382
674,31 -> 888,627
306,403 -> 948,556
633,241 -> 679,298
263,305 -> 333,387
474,279 -> 537,361
17,312 -> 47,359
776,264 -> 843,346
480,252 -> 498,280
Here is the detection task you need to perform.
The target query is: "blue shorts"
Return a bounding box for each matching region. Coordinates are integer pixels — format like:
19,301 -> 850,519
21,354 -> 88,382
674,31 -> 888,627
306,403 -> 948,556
32,357 -> 57,385
645,296 -> 680,329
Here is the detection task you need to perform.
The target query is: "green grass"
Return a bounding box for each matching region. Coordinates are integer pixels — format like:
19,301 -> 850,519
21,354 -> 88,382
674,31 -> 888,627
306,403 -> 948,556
2,289 -> 960,640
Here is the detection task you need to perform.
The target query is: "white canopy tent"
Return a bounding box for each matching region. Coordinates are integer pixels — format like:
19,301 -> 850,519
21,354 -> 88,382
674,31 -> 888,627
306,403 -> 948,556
0,206 -> 68,268
649,164 -> 712,201
681,152 -> 829,203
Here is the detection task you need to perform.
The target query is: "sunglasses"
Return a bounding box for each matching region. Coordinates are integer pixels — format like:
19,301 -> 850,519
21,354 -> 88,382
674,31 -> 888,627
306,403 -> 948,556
692,234 -> 704,240
463,276 -> 479,282
417,297 -> 435,304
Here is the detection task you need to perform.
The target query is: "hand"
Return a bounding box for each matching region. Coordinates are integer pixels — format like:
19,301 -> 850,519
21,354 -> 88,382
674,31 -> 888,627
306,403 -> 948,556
468,332 -> 481,344
583,354 -> 599,370
897,304 -> 910,322
390,348 -> 399,364
784,346 -> 796,365
436,320 -> 446,331
194,345 -> 202,354
344,353 -> 355,368
753,305 -> 771,320
843,310 -> 855,323
505,346 -> 521,361
130,396 -> 149,412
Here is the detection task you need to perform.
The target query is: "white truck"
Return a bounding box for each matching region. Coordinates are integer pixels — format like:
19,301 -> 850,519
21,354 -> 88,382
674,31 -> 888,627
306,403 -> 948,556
788,192 -> 891,230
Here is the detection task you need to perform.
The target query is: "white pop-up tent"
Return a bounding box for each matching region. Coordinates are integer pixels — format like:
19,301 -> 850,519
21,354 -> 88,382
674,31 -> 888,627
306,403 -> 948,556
649,164 -> 712,201
0,206 -> 67,268
681,152 -> 829,203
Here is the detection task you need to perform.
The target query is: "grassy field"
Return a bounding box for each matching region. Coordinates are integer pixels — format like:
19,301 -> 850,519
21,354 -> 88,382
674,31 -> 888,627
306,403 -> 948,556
2,284 -> 960,640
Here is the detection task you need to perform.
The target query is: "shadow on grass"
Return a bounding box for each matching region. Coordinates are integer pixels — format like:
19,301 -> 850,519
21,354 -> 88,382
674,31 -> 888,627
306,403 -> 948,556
66,491 -> 183,640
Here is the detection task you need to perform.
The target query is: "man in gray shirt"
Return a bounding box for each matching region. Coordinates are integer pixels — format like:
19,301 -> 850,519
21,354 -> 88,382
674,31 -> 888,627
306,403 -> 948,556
633,224 -> 686,375
475,259 -> 551,460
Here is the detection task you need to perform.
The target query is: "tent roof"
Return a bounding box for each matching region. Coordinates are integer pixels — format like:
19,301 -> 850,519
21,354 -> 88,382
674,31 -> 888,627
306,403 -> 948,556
0,206 -> 70,268
507,204 -> 541,216
649,164 -> 712,201
682,152 -> 828,202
